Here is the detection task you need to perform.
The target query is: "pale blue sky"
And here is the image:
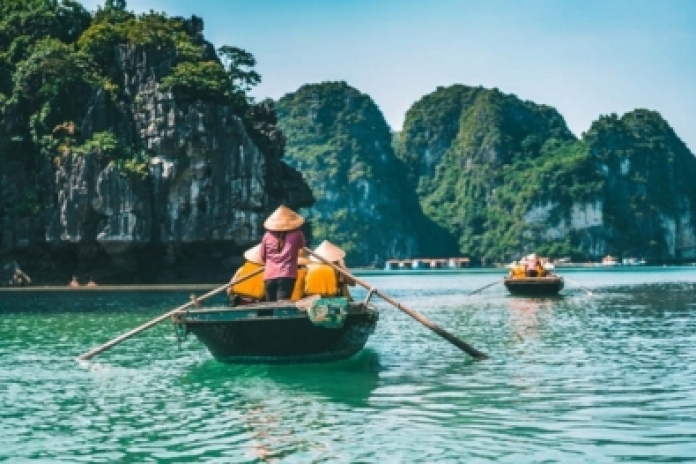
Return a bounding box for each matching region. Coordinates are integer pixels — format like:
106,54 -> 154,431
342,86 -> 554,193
81,0 -> 696,151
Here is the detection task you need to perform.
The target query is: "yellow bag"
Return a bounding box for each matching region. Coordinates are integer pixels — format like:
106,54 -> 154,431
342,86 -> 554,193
304,264 -> 339,297
228,262 -> 265,300
291,266 -> 308,301
512,266 -> 526,279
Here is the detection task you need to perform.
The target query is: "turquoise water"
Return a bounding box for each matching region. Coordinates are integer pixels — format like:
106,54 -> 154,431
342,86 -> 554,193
1,267 -> 696,462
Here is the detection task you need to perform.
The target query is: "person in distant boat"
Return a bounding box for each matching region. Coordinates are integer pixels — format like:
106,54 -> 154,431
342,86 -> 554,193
508,261 -> 526,279
304,240 -> 355,299
69,275 -> 80,287
86,277 -> 98,287
543,259 -> 556,276
228,244 -> 266,305
533,258 -> 545,277
259,205 -> 306,302
526,254 -> 540,277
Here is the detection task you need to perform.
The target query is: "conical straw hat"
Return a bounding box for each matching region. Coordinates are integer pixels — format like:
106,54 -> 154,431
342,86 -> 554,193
311,240 -> 346,262
243,244 -> 264,265
263,205 -> 304,232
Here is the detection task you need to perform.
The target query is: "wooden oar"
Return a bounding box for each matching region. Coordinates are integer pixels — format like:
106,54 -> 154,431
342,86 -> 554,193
563,276 -> 594,296
304,248 -> 488,360
467,278 -> 505,296
77,267 -> 265,361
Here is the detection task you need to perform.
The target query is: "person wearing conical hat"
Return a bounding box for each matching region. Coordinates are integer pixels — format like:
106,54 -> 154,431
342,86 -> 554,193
304,240 -> 355,299
228,244 -> 266,305
259,205 -> 306,301
508,261 -> 525,279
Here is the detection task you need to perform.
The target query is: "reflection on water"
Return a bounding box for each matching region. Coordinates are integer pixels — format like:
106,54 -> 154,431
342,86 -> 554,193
1,269 -> 696,462
507,297 -> 554,342
183,349 -> 382,407
177,351 -> 383,461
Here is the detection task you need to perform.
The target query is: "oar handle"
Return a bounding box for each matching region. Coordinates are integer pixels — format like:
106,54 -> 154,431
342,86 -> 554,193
303,248 -> 488,360
77,267 -> 265,361
564,276 -> 594,296
467,279 -> 504,296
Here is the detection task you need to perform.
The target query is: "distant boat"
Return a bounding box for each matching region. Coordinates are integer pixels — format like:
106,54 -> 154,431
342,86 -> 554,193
172,297 -> 379,363
504,276 -> 565,296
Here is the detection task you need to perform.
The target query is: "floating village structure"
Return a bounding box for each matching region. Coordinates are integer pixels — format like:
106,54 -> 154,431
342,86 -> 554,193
385,257 -> 470,270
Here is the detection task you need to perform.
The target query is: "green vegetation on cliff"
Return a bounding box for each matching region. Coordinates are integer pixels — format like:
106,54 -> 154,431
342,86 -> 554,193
276,81 -> 455,265
396,85 -> 587,261
0,0 -> 266,216
582,110 -> 696,259
397,85 -> 696,262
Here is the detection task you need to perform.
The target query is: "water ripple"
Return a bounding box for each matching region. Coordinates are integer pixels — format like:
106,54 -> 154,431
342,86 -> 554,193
2,273 -> 696,461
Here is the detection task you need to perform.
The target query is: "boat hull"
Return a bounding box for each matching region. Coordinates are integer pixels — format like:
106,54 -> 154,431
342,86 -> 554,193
176,300 -> 378,364
504,277 -> 564,296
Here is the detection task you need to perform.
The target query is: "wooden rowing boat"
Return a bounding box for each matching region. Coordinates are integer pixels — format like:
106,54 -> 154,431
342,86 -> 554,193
171,297 -> 379,363
503,276 -> 564,296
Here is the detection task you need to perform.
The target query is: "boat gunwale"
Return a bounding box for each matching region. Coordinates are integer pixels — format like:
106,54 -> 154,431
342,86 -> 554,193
504,276 -> 564,284
177,300 -> 377,326
182,300 -> 371,315
503,275 -> 565,295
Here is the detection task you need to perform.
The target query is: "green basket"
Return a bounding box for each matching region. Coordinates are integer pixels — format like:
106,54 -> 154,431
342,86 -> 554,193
308,297 -> 349,328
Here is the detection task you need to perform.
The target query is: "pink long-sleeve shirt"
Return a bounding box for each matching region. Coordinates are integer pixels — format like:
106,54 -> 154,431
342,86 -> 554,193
259,229 -> 306,280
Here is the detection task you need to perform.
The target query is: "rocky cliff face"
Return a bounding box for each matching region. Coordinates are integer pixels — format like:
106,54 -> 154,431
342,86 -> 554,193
515,110 -> 696,262
1,44 -> 313,283
397,85 -> 696,263
396,85 -> 578,262
578,110 -> 696,261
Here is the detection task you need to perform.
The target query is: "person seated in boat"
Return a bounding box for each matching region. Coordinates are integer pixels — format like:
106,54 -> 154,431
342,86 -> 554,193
536,258 -> 546,277
304,240 -> 355,299
542,258 -> 555,276
508,261 -> 526,279
227,244 -> 266,305
68,275 -> 80,287
525,254 -> 540,277
259,205 -> 306,302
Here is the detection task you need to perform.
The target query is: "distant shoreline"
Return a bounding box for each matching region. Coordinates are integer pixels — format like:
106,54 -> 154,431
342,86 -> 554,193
0,264 -> 692,291
0,284 -> 219,292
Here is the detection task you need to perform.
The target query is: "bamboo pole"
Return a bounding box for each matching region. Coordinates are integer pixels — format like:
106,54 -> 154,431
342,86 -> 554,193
563,276 -> 594,296
77,267 -> 264,361
467,279 -> 504,296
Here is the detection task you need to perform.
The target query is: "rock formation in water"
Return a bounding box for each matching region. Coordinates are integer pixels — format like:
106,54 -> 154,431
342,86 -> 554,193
569,110 -> 696,261
275,81 -> 454,266
0,3 -> 312,283
396,85 -> 696,263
